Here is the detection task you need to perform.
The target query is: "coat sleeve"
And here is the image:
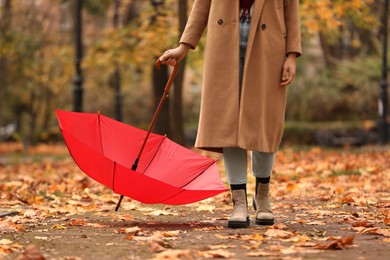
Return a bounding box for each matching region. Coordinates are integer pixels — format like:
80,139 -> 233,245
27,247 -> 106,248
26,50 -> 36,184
179,0 -> 211,49
284,0 -> 302,57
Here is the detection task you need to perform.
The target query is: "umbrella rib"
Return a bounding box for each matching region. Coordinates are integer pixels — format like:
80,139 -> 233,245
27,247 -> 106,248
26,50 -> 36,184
112,160 -> 117,192
98,113 -> 105,156
140,135 -> 167,174
157,160 -> 218,204
159,190 -> 185,204
179,160 -> 217,189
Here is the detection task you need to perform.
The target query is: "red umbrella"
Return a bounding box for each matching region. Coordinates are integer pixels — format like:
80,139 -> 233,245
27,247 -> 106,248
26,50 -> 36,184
56,62 -> 227,210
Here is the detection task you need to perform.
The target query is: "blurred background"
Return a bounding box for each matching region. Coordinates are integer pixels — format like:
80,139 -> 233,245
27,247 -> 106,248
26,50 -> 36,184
0,0 -> 389,149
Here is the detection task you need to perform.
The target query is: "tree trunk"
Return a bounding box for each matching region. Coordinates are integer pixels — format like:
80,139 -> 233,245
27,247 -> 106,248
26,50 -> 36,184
150,0 -> 170,136
0,0 -> 12,127
171,0 -> 187,146
152,64 -> 170,135
112,0 -> 122,121
319,32 -> 335,68
124,0 -> 140,25
26,91 -> 37,150
41,89 -> 53,131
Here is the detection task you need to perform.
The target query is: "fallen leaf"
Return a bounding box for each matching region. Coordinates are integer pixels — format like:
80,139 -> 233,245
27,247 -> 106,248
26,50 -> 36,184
325,236 -> 342,241
195,204 -> 215,212
384,217 -> 390,226
124,234 -> 133,240
194,226 -> 223,231
161,230 -> 182,237
34,236 -> 48,240
352,220 -> 374,228
114,214 -> 134,221
265,229 -> 293,239
286,182 -> 298,191
15,245 -> 46,260
241,233 -> 264,241
122,226 -> 143,235
306,220 -> 327,226
290,235 -> 311,242
146,210 -> 178,216
152,249 -> 192,259
281,246 -> 299,255
0,221 -> 24,233
208,245 -> 236,250
246,251 -> 280,257
354,227 -> 390,237
149,241 -> 168,253
314,236 -> 354,250
295,242 -> 318,247
51,224 -> 67,230
0,245 -> 14,254
86,222 -> 109,228
198,249 -> 235,258
214,234 -> 238,240
0,239 -> 13,245
69,219 -> 87,226
272,223 -> 289,230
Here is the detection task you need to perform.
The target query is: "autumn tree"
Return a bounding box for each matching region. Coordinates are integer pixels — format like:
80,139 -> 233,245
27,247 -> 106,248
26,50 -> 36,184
300,0 -> 379,66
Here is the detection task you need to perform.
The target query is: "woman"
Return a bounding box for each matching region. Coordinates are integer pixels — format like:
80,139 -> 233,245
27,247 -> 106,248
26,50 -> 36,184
159,0 -> 302,228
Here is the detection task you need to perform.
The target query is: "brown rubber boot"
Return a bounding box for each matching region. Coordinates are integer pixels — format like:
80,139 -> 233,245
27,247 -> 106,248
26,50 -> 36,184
253,183 -> 274,225
228,189 -> 250,228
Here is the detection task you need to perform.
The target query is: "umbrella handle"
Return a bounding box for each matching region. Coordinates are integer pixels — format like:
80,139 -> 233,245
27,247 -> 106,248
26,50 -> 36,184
115,61 -> 179,212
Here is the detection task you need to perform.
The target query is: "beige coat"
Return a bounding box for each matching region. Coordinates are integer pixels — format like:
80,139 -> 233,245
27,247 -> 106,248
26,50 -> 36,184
180,0 -> 302,153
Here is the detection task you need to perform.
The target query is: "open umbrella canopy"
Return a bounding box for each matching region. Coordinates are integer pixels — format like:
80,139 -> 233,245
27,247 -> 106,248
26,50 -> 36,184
56,110 -> 227,205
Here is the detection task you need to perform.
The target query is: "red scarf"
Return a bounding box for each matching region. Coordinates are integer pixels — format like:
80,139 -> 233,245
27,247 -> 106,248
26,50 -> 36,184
240,0 -> 255,21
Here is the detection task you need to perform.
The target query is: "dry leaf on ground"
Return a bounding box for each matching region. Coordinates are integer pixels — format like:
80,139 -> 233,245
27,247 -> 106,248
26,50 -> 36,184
314,236 -> 354,250
15,245 -> 46,260
198,249 -> 235,258
153,249 -> 193,260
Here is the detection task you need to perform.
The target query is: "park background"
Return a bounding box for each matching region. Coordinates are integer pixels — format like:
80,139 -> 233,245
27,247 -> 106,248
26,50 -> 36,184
1,1 -> 390,260
0,0 -> 389,148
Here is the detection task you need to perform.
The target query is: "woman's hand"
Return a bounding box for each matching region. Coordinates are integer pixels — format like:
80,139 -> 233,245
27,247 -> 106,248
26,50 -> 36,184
159,43 -> 191,66
280,53 -> 297,86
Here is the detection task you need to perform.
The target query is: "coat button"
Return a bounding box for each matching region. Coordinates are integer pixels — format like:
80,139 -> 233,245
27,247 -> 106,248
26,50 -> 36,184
261,24 -> 266,30
217,19 -> 224,25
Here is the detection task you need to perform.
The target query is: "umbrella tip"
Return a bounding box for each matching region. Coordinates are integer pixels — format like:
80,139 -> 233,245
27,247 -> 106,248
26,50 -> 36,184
52,106 -> 56,111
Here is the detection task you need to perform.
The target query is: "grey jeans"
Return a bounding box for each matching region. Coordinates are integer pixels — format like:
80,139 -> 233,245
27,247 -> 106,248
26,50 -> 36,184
223,147 -> 275,185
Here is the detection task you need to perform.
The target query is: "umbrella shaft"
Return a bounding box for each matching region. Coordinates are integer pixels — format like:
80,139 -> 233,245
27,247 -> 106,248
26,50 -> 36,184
135,63 -> 178,161
115,61 -> 178,212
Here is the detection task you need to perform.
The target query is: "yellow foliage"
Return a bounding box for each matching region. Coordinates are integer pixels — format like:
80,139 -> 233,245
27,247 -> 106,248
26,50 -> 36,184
301,0 -> 378,38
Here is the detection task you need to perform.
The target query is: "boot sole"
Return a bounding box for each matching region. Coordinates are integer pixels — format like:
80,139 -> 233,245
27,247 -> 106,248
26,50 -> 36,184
255,218 -> 275,226
228,217 -> 250,228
